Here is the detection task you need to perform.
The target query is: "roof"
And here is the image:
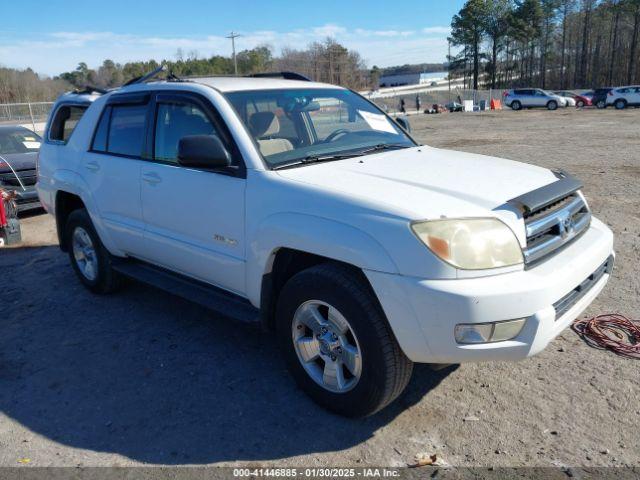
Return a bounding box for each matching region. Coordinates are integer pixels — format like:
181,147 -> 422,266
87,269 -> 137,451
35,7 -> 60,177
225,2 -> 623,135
180,76 -> 340,93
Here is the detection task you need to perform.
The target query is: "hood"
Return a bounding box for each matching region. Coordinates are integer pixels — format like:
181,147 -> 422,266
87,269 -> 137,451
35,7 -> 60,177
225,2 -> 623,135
0,152 -> 37,173
276,146 -> 558,221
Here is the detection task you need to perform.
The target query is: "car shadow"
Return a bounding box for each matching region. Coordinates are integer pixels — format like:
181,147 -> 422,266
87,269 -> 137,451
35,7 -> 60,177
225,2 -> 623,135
0,245 -> 456,464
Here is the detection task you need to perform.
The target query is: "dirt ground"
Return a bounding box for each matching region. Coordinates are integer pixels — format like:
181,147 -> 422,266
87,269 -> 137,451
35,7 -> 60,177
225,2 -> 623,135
0,108 -> 638,469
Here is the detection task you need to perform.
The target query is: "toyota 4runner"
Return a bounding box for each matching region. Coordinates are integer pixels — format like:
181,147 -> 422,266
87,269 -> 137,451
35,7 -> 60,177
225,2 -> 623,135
37,71 -> 615,417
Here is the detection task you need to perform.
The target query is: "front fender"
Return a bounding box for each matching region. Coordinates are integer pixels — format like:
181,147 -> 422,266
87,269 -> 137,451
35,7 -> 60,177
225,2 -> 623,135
246,212 -> 399,306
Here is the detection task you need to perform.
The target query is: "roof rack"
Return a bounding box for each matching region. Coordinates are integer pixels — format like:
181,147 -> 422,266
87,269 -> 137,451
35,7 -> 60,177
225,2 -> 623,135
123,65 -> 183,86
73,86 -> 108,95
247,71 -> 311,81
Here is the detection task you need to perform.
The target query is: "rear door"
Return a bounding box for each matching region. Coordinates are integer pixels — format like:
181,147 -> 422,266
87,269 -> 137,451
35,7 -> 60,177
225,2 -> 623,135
81,93 -> 150,256
139,91 -> 246,295
631,87 -> 640,106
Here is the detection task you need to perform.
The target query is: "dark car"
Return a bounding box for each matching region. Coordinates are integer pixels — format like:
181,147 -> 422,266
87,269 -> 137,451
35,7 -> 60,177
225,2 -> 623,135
0,125 -> 41,212
592,88 -> 614,109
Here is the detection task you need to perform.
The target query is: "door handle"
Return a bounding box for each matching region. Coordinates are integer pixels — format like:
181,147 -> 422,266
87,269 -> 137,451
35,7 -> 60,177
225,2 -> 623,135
85,161 -> 100,172
142,172 -> 162,185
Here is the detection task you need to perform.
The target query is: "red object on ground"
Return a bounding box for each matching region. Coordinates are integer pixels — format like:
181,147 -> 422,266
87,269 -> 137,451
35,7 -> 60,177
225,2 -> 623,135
490,99 -> 503,110
572,314 -> 640,359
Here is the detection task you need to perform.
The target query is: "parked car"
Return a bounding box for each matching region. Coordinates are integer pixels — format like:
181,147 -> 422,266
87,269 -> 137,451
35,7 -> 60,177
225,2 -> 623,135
38,72 -> 614,417
553,90 -> 591,107
0,125 -> 42,212
504,89 -> 567,110
592,88 -> 614,109
606,86 -> 640,109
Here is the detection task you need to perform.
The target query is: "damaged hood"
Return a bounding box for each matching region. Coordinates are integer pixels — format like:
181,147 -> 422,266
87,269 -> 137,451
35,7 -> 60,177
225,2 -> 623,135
276,146 -> 559,221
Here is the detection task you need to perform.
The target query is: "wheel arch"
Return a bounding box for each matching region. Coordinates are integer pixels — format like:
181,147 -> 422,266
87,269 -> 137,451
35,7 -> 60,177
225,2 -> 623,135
55,190 -> 86,251
250,213 -> 399,331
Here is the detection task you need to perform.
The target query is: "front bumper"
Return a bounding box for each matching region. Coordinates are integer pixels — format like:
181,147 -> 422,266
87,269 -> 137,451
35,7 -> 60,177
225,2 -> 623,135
366,217 -> 614,364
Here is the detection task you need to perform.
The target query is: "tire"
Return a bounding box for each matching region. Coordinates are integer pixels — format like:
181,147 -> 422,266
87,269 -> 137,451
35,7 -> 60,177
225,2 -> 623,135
614,99 -> 627,110
276,263 -> 413,417
576,100 -> 585,108
547,100 -> 558,111
596,100 -> 606,109
511,100 -> 522,111
65,209 -> 120,294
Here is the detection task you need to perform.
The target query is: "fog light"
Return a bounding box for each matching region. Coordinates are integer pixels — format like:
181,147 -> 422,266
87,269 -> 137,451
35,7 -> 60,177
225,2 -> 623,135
455,319 -> 526,344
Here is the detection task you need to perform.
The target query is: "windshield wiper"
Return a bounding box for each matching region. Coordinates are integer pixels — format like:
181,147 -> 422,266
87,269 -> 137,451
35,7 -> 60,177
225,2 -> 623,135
353,143 -> 412,156
272,144 -> 412,171
273,153 -> 360,170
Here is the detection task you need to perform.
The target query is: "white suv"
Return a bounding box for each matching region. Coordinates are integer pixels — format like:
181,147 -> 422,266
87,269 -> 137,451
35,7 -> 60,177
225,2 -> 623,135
606,85 -> 640,109
37,71 -> 614,417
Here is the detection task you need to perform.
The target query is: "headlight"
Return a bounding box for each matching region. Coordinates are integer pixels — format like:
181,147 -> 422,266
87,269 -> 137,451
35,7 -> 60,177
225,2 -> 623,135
411,218 -> 523,270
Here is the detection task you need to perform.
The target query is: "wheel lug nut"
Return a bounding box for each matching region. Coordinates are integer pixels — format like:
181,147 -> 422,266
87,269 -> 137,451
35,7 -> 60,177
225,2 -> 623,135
337,347 -> 342,353
330,355 -> 337,361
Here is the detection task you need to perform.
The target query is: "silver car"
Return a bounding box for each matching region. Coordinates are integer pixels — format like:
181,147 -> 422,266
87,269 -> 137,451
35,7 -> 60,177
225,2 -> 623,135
504,88 -> 567,111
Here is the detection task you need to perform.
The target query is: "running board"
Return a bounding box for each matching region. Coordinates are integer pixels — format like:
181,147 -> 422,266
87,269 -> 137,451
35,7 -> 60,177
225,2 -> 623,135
112,260 -> 260,324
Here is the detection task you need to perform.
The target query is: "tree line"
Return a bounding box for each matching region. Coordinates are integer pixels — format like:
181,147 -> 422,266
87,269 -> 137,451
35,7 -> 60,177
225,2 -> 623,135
450,0 -> 640,90
56,39 -> 370,92
0,67 -> 70,103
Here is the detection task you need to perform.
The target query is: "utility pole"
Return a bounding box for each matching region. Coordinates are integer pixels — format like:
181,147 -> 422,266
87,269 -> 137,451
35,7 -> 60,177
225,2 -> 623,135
448,40 -> 452,103
226,31 -> 241,75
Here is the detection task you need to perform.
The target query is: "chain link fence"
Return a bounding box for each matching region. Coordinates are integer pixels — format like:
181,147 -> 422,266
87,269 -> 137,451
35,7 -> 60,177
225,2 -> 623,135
0,102 -> 54,134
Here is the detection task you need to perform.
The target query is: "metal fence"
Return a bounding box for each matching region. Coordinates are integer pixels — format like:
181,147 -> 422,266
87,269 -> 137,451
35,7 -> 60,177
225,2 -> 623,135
0,102 -> 54,133
367,89 -> 505,114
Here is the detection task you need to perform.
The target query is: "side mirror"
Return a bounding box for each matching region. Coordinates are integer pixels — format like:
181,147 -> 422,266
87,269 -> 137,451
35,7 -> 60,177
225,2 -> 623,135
177,135 -> 232,169
395,116 -> 411,133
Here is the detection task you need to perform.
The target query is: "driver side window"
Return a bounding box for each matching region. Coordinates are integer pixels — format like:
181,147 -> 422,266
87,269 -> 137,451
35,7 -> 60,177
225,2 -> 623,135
154,101 -> 220,164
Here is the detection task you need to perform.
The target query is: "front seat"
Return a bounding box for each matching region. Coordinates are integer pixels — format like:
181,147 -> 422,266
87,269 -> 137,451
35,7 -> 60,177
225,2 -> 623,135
248,111 -> 294,156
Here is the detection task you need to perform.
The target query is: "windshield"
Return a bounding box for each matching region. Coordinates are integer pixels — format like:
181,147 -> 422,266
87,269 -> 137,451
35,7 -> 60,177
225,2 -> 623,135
225,88 -> 415,168
0,127 -> 42,154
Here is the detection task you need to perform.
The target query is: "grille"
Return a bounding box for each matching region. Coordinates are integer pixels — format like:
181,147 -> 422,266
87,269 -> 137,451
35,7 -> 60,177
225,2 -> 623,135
553,256 -> 613,320
0,169 -> 37,187
523,193 -> 591,265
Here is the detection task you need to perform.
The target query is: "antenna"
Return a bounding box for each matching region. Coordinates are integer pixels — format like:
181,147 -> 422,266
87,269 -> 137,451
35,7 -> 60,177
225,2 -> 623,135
226,32 -> 242,75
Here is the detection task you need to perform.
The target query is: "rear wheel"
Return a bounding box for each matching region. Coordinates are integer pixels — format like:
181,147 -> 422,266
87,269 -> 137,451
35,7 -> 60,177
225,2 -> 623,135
596,99 -> 607,109
614,99 -> 627,110
65,209 -> 120,294
547,100 -> 558,111
511,100 -> 522,111
276,263 -> 413,417
576,100 -> 585,108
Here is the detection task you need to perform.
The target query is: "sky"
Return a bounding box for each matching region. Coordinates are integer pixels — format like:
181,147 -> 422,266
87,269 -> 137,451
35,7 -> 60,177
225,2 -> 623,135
0,0 -> 465,76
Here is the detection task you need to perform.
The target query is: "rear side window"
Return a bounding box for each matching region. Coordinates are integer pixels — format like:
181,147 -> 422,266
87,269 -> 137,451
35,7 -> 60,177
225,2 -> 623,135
49,105 -> 87,143
91,103 -> 148,157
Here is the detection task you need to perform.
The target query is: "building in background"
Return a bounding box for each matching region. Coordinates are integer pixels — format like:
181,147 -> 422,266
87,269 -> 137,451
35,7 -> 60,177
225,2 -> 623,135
378,71 -> 447,88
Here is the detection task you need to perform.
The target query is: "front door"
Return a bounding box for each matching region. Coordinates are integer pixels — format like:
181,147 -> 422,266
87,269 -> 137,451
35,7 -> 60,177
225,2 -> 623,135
140,92 -> 246,295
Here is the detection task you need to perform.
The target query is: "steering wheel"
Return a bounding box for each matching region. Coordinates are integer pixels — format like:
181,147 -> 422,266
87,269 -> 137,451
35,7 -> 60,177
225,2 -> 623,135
323,128 -> 351,143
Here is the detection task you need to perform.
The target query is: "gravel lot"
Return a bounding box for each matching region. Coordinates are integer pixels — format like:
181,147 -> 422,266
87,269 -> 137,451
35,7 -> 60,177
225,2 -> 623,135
1,108 -> 638,469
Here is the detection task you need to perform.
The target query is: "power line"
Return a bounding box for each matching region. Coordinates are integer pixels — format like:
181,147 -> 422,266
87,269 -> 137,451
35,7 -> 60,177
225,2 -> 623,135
226,31 -> 242,75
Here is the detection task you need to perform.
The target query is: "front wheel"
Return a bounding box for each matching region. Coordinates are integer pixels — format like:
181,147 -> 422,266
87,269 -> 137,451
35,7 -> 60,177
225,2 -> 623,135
576,100 -> 585,108
547,100 -> 558,111
276,263 -> 413,417
596,100 -> 606,109
614,99 -> 627,110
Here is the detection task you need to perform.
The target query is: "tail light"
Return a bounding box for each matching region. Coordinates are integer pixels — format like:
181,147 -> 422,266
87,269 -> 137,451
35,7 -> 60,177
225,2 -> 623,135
608,91 -> 614,96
